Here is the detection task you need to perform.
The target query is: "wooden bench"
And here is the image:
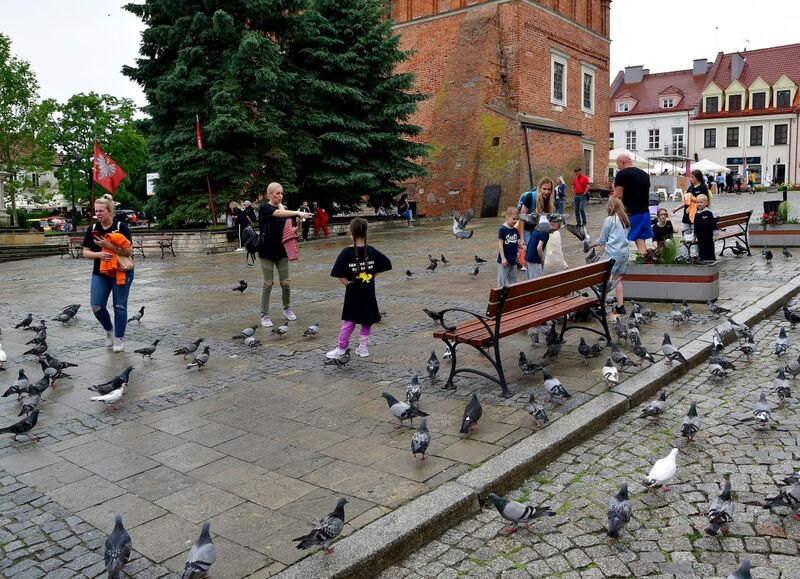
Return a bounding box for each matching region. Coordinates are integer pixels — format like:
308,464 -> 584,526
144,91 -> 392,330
61,235 -> 85,259
432,260 -> 614,398
132,233 -> 175,259
715,210 -> 752,256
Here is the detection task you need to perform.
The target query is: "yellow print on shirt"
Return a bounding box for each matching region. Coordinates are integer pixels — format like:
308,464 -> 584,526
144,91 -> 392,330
356,272 -> 373,283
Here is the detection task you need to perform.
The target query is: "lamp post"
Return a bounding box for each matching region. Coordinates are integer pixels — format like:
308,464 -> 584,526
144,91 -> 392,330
68,152 -> 78,227
0,171 -> 10,226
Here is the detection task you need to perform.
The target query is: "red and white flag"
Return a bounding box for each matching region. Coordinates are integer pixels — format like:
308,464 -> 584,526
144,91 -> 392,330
93,142 -> 126,196
196,115 -> 204,150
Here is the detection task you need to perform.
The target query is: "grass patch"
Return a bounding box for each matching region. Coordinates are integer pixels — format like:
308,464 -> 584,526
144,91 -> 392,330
570,473 -> 585,484
517,489 -> 531,503
555,501 -> 572,515
535,476 -> 554,485
467,557 -> 493,567
513,562 -> 527,569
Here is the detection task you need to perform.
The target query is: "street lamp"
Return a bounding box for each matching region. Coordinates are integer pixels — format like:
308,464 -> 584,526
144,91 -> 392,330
68,151 -> 78,227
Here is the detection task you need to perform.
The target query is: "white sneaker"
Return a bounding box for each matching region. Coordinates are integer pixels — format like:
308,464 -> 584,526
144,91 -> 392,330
112,338 -> 125,353
355,345 -> 369,357
261,315 -> 273,327
234,247 -> 246,252
105,332 -> 113,348
326,346 -> 346,359
283,308 -> 297,321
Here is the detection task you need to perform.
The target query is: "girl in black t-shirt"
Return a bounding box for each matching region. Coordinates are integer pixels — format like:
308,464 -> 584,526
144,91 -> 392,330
652,208 -> 676,244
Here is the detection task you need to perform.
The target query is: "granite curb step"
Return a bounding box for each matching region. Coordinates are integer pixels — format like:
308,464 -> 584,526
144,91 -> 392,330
274,274 -> 800,579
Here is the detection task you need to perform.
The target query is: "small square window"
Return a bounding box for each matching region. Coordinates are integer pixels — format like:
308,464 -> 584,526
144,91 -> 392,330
703,128 -> 716,148
491,137 -> 500,146
617,102 -> 629,112
661,98 -> 674,108
726,127 -> 739,147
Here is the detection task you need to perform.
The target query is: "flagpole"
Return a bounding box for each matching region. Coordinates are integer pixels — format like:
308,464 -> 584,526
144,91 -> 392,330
91,139 -> 96,220
196,115 -> 217,225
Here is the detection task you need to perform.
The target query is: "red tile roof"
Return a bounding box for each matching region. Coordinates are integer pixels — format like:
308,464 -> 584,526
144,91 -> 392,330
611,69 -> 706,117
704,43 -> 800,90
693,106 -> 796,121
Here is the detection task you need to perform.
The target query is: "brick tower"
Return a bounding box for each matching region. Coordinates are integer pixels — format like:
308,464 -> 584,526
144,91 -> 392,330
391,0 -> 611,217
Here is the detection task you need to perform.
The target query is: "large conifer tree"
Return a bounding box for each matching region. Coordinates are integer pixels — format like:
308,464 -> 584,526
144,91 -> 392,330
283,0 -> 427,210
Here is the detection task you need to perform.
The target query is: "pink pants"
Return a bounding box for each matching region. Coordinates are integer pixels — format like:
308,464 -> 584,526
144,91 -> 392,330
338,321 -> 371,349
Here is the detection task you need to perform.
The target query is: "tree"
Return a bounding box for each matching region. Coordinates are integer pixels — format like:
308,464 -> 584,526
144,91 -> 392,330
282,0 -> 427,211
0,34 -> 54,225
123,0 -> 306,226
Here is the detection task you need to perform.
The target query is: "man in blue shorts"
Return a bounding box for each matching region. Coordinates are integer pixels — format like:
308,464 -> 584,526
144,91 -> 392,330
613,153 -> 652,254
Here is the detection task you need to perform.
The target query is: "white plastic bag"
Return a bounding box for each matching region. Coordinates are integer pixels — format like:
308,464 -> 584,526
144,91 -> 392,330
543,229 -> 568,274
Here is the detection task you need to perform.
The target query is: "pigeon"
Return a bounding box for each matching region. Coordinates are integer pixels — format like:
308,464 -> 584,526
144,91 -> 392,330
738,337 -> 756,362
187,346 -> 211,370
88,367 -> 133,395
632,342 -> 655,364
639,391 -> 667,423
542,340 -> 561,361
293,498 -> 347,554
741,392 -> 771,429
543,368 -> 571,402
405,269 -> 415,278
104,513 -> 132,579
90,384 -> 125,411
272,321 -> 289,337
590,337 -> 608,355
452,208 -> 475,239
243,335 -> 261,348
426,260 -> 437,272
775,327 -> 790,356
174,339 -> 203,358
606,483 -> 632,542
60,303 -> 81,316
39,359 -> 69,381
232,279 -> 248,293
680,402 -> 701,443
426,350 -> 440,382
460,392 -> 482,433
443,344 -> 459,359
25,319 -> 46,332
775,369 -> 792,407
410,417 -> 431,460
611,343 -> 639,369
564,222 -> 587,241
705,481 -> 734,536
422,308 -> 443,324
0,409 -> 39,441
3,369 -> 29,399
303,322 -> 320,338
763,245 -> 773,263
406,374 -> 422,409
43,353 -> 78,371
474,255 -> 487,264
14,313 -> 32,329
487,492 -> 555,534
784,306 -> 800,328
783,472 -> 800,485
440,254 -> 448,266
127,306 -> 145,323
680,300 -> 693,320
763,483 -> 800,520
602,358 -> 619,387
525,393 -> 549,427
23,340 -> 47,356
232,325 -> 257,340
0,343 -> 5,370
519,351 -> 543,375
133,339 -> 160,359
727,559 -> 752,579
661,333 -> 687,365
324,348 -> 351,368
783,246 -> 793,259
25,333 -> 46,346
25,374 -> 52,397
18,393 -> 41,417
382,392 -> 428,428
544,321 -> 561,346
468,265 -> 480,279
614,317 -> 628,342
712,328 -> 725,351
182,522 -> 216,579
585,246 -> 599,263
669,303 -> 685,325
730,242 -> 747,257
708,362 -> 728,379
643,448 -> 678,491
53,307 -> 80,324
707,299 -> 731,317
784,354 -> 800,378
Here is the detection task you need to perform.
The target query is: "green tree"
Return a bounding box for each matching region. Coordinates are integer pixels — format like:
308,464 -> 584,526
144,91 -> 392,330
0,34 -> 54,226
283,0 -> 427,210
123,0 -> 306,226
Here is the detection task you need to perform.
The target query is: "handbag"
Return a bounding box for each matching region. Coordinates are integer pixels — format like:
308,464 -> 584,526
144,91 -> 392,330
117,253 -> 134,271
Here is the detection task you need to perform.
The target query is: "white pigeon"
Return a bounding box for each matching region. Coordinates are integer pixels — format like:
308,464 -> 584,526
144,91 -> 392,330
643,448 -> 678,492
90,385 -> 125,411
303,322 -> 320,338
602,358 -> 618,387
442,344 -> 459,359
0,343 -> 6,370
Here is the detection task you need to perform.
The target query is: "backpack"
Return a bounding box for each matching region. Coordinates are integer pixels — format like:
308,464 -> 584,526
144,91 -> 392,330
517,187 -> 537,210
241,224 -> 260,266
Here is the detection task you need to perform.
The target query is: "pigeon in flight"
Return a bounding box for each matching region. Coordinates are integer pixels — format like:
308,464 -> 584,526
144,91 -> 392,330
127,306 -> 145,323
0,409 -> 39,441
775,327 -> 790,356
232,325 -> 257,340
182,522 -> 216,579
187,346 -> 211,370
232,280 -> 248,293
639,391 -> 667,423
705,480 -> 734,536
104,514 -> 132,579
382,392 -> 428,428
706,299 -> 731,318
324,348 -> 351,368
406,374 -> 422,410
452,208 -> 475,239
606,483 -> 632,542
543,368 -> 571,403
88,367 -> 133,396
426,350 -> 440,382
3,369 -> 29,400
460,392 -> 482,434
14,314 -> 33,329
293,497 -> 348,554
91,384 -> 125,411
661,333 -> 687,365
303,322 -> 320,338
133,339 -> 160,359
525,393 -> 548,428
174,339 -> 203,358
643,448 -> 678,492
487,492 -> 555,534
774,369 -> 792,407
783,305 -> 800,328
602,358 -> 619,387
680,402 -> 700,443
410,417 -> 431,460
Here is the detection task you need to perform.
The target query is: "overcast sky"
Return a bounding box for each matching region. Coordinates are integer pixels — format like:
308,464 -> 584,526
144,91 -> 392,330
2,0 -> 800,111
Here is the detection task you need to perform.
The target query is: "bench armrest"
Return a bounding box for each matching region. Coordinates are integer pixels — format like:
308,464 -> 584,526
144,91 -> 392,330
437,306 -> 494,336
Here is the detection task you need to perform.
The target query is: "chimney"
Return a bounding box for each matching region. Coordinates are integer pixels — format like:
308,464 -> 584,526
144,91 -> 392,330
731,53 -> 746,80
692,58 -> 708,75
624,65 -> 644,84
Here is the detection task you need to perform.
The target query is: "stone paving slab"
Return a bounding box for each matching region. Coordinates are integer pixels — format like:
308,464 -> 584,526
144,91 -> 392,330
0,191 -> 797,577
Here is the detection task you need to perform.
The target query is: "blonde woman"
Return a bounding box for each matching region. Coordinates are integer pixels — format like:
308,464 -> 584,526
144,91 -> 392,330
81,194 -> 134,352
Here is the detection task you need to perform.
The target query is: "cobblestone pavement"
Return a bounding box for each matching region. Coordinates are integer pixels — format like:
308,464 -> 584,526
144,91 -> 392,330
382,304 -> 800,578
0,191 -> 795,577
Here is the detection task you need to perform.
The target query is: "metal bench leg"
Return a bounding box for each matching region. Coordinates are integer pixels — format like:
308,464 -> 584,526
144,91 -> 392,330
442,340 -> 458,390
492,339 -> 511,398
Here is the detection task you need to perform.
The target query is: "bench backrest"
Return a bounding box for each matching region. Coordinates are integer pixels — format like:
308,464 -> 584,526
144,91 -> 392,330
486,260 -> 612,318
717,210 -> 752,229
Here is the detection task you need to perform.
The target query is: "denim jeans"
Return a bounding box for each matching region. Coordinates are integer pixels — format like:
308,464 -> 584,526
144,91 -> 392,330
555,198 -> 565,215
574,194 -> 587,226
90,271 -> 134,338
400,209 -> 413,222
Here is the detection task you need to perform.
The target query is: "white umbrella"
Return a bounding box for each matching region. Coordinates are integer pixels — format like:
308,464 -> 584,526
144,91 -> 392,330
609,148 -> 649,169
691,159 -> 730,174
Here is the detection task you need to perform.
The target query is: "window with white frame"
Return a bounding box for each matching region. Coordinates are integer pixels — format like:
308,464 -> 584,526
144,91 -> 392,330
661,98 -> 674,108
625,130 -> 636,151
551,51 -> 568,106
617,102 -> 630,112
581,64 -> 596,114
609,131 -> 614,149
752,92 -> 766,109
671,127 -> 684,156
583,146 -> 594,180
706,96 -> 719,113
648,129 -> 660,150
703,128 -> 716,148
776,90 -> 791,107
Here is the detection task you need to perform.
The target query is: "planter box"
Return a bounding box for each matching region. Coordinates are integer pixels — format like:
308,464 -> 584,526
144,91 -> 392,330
749,224 -> 800,247
623,262 -> 720,302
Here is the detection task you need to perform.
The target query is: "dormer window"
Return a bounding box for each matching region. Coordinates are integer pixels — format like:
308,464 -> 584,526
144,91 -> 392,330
617,102 -> 630,112
752,92 -> 766,109
776,90 -> 791,107
728,94 -> 742,111
705,96 -> 719,113
661,98 -> 674,108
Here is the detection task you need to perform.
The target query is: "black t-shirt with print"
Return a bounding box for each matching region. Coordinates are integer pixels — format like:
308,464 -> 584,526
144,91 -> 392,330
81,221 -> 133,276
331,245 -> 392,325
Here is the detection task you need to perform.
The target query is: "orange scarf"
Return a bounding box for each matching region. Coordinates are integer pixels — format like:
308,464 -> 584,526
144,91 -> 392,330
99,232 -> 131,285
